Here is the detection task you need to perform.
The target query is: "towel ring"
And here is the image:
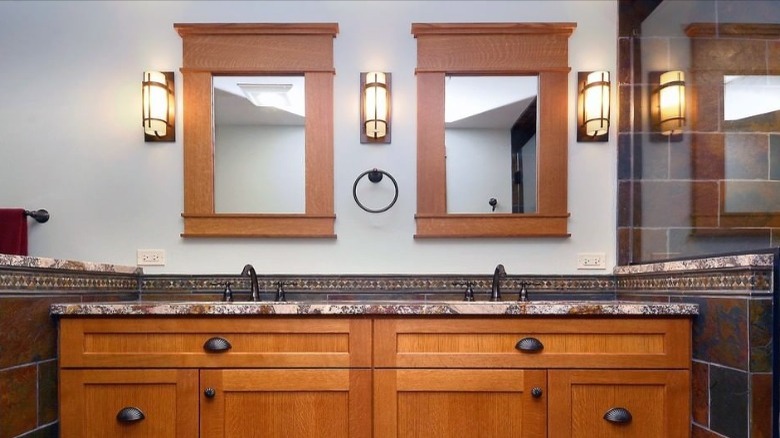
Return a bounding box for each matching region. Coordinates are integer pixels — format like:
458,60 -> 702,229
353,168 -> 398,213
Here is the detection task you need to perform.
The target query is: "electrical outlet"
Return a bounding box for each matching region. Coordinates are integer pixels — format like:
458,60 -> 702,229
577,252 -> 606,270
137,249 -> 166,266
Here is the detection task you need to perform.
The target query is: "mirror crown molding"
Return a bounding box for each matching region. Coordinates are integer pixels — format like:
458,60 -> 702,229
176,23 -> 338,238
412,23 -> 575,238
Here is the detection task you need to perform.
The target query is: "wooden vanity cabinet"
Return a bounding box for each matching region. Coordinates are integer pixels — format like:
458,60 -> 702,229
58,317 -> 372,438
58,315 -> 691,437
374,317 -> 692,438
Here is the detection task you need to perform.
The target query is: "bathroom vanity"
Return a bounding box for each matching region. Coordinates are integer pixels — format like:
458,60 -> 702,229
53,301 -> 696,437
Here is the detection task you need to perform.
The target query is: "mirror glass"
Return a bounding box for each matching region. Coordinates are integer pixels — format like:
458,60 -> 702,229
723,75 -> 780,128
445,75 -> 538,213
213,75 -> 306,213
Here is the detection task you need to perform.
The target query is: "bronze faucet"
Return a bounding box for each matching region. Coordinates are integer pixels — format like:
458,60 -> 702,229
241,264 -> 260,301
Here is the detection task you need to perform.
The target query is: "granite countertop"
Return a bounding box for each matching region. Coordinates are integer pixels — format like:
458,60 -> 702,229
50,300 -> 698,316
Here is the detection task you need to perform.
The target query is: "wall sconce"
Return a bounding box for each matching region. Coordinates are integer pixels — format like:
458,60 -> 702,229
655,70 -> 686,136
361,72 -> 391,143
142,71 -> 175,142
577,71 -> 610,142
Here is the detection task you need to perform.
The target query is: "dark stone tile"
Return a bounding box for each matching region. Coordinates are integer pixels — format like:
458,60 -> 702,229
618,84 -> 633,133
635,228 -> 668,261
709,365 -> 748,438
38,360 -> 58,425
0,364 -> 37,438
668,229 -> 769,260
0,297 -> 63,369
724,134 -> 769,179
617,37 -> 633,84
689,72 -> 723,133
751,373 -> 772,438
632,132 -> 644,179
617,133 -> 632,181
771,134 -> 780,181
770,41 -> 780,73
669,134 -> 692,180
639,181 -> 696,227
640,140 -> 669,179
690,181 -> 720,228
691,37 -> 768,74
617,181 -> 632,227
687,296 -> 748,370
692,361 -> 709,426
691,133 -> 724,180
749,299 -> 773,372
617,227 -> 631,265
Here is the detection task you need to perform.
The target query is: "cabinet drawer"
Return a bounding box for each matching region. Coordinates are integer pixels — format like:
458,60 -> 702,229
60,369 -> 198,437
59,317 -> 371,368
374,318 -> 690,369
548,369 -> 690,437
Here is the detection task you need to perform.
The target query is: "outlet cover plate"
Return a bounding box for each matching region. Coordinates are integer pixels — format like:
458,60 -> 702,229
137,249 -> 166,266
577,252 -> 606,270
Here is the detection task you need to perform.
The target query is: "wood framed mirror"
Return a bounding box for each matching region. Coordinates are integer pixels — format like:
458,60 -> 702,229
175,23 -> 338,237
412,23 -> 575,238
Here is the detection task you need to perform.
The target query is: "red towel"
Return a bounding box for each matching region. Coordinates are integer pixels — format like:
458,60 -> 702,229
0,209 -> 28,256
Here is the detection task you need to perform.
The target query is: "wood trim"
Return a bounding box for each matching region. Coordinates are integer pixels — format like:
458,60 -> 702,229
177,23 -> 338,237
175,23 -> 340,37
411,22 -> 576,36
414,214 -> 570,238
181,214 -> 336,238
412,23 -> 574,238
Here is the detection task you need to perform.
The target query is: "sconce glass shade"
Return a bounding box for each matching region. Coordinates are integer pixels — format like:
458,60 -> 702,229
577,71 -> 610,142
361,71 -> 391,143
658,70 -> 686,135
142,71 -> 175,142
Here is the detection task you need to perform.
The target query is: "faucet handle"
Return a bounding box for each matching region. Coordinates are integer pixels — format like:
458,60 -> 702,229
275,281 -> 297,302
453,281 -> 476,302
222,282 -> 234,302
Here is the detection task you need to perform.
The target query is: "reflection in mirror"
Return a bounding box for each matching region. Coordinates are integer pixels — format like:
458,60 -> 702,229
213,76 -> 306,213
723,75 -> 780,130
445,76 -> 538,214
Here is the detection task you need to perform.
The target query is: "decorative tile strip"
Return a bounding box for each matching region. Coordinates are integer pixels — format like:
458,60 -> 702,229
140,274 -> 617,296
0,269 -> 139,292
616,269 -> 772,294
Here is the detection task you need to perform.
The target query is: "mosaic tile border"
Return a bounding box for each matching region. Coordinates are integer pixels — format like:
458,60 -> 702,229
0,269 -> 139,292
616,269 -> 773,294
139,274 -> 618,295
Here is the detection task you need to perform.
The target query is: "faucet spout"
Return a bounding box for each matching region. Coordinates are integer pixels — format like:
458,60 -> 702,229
241,264 -> 260,301
490,264 -> 506,302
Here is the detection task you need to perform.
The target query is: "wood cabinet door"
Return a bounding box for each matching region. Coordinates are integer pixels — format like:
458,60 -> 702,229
548,370 -> 690,438
200,369 -> 372,437
374,369 -> 547,438
59,369 -> 199,438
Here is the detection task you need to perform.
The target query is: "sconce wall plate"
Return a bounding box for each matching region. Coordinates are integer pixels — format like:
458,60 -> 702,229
142,71 -> 175,142
649,70 -> 686,141
577,71 -> 610,142
360,72 -> 391,144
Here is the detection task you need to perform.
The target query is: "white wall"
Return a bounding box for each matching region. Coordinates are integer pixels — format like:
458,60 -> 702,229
215,125 -> 306,213
0,1 -> 617,275
446,128 -> 512,214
